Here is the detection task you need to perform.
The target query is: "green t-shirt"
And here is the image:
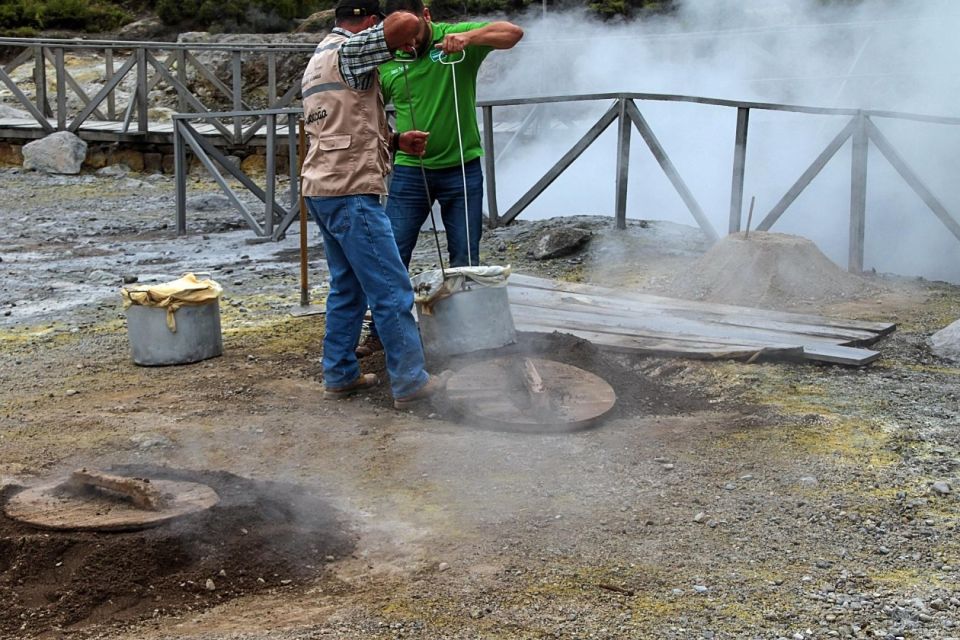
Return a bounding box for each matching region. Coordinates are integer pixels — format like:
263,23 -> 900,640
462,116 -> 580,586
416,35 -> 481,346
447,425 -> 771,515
380,22 -> 492,169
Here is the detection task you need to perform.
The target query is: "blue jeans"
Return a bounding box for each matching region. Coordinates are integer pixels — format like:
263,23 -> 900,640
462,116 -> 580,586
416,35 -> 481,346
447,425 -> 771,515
305,194 -> 428,399
386,158 -> 484,269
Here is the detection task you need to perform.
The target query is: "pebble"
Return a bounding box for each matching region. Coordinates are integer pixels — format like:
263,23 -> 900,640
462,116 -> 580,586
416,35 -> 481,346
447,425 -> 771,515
932,481 -> 952,495
438,562 -> 450,572
205,579 -> 216,591
693,585 -> 709,593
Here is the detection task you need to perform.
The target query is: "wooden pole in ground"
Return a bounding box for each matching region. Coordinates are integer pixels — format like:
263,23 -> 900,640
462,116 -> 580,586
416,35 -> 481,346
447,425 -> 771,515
744,195 -> 756,239
298,120 -> 309,307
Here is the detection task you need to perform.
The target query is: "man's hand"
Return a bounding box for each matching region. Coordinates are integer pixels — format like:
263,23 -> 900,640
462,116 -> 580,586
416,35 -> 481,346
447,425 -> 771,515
436,22 -> 523,53
437,33 -> 470,54
399,130 -> 429,156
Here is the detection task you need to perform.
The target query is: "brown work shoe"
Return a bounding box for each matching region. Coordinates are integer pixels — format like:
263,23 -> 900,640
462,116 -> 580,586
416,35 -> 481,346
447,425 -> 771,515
324,373 -> 380,399
393,370 -> 452,410
355,334 -> 384,359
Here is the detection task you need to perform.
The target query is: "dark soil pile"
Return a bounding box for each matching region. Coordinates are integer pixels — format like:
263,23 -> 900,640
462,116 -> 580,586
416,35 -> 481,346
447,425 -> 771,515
309,330 -> 712,425
0,467 -> 356,639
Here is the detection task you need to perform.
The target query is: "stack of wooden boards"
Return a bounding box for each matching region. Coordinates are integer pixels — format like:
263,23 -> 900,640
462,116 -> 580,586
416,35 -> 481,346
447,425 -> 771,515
507,274 -> 895,366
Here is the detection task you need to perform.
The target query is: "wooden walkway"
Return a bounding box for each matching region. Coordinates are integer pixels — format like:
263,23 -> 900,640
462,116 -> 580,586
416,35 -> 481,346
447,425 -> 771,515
0,117 -> 259,145
507,274 -> 895,366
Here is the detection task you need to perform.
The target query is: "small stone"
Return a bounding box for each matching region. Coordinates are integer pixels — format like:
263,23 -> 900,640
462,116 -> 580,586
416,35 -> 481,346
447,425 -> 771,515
438,562 -> 450,572
693,512 -> 706,523
932,481 -> 952,495
469,607 -> 483,619
798,476 -> 818,487
662,463 -> 675,471
65,389 -> 78,396
693,585 -> 709,593
205,579 -> 216,591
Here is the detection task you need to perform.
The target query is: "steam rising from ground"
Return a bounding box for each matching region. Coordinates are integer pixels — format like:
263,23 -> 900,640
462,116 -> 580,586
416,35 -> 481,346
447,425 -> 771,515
477,0 -> 960,282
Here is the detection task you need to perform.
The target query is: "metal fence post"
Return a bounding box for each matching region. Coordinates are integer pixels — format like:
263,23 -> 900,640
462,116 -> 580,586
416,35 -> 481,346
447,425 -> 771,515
728,107 -> 750,234
174,119 -> 188,235
232,51 -> 243,144
482,105 -> 499,228
34,46 -> 50,118
265,114 -> 276,238
136,46 -> 149,133
614,97 -> 632,230
105,48 -> 116,119
849,113 -> 868,273
54,47 -> 66,130
176,48 -> 187,114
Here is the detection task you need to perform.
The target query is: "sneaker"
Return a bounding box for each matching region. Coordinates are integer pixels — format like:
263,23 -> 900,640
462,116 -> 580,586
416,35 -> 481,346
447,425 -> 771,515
355,334 -> 384,359
393,371 -> 452,410
324,373 -> 380,399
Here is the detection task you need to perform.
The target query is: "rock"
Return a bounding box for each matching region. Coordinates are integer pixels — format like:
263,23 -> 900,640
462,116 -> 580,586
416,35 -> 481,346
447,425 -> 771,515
930,318 -> 960,363
96,164 -> 131,178
798,476 -> 819,487
531,226 -> 592,260
205,578 -> 216,591
932,481 -> 952,495
22,132 -> 87,175
130,433 -> 174,450
117,16 -> 168,39
438,562 -> 450,572
188,194 -> 231,211
88,269 -> 119,284
177,33 -> 321,103
469,607 -> 484,619
296,9 -> 335,33
0,104 -> 32,119
147,107 -> 176,123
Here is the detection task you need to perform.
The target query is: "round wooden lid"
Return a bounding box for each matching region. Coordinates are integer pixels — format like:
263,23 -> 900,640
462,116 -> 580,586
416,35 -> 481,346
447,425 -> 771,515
445,357 -> 616,433
4,478 -> 219,532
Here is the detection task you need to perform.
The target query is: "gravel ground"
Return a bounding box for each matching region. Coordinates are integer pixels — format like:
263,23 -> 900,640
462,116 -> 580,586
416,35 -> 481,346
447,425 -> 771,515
1,167 -> 960,640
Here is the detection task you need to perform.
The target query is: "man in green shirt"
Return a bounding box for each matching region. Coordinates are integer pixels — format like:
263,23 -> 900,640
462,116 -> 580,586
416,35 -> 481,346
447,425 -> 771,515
380,1 -> 521,268
355,0 -> 522,358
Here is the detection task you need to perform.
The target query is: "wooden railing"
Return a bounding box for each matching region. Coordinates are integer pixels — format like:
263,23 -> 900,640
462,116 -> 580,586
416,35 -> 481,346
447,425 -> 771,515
0,36 -> 314,143
172,93 -> 960,275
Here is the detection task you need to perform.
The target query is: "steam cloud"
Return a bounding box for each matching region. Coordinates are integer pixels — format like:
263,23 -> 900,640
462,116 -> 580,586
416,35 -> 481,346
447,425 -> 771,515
476,0 -> 960,282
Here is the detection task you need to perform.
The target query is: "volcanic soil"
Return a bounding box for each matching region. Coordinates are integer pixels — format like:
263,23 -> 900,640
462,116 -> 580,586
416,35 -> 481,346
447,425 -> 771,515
1,167 -> 960,640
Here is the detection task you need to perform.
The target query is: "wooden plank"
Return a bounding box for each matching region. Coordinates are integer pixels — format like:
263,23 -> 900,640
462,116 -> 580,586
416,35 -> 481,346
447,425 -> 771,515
513,313 -> 878,366
508,284 -> 882,345
507,274 -> 889,366
509,303 -> 844,350
801,343 -> 880,366
513,319 -> 805,360
509,274 -> 895,336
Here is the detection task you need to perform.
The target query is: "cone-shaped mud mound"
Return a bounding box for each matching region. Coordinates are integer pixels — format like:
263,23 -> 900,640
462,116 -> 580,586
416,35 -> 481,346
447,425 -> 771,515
0,467 -> 356,638
674,232 -> 875,309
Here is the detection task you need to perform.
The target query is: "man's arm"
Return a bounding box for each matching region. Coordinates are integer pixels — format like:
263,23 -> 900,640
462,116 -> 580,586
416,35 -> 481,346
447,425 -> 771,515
339,13 -> 421,90
436,22 -> 523,54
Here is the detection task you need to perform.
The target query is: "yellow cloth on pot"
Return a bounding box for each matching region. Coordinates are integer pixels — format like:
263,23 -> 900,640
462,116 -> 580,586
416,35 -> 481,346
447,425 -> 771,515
121,273 -> 222,332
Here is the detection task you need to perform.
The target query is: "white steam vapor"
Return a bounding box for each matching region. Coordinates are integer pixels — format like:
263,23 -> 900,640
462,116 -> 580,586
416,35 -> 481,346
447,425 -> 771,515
474,0 -> 960,282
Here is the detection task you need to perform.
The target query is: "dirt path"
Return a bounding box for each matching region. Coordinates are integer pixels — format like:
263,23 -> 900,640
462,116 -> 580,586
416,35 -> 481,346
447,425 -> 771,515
2,168 -> 960,640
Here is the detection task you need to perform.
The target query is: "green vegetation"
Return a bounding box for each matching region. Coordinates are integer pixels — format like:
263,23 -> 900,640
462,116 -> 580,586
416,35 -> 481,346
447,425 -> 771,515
0,0 -> 674,36
0,0 -> 130,34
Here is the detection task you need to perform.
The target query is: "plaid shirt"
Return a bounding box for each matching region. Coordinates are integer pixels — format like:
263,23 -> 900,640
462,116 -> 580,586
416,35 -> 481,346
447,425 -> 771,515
334,25 -> 394,91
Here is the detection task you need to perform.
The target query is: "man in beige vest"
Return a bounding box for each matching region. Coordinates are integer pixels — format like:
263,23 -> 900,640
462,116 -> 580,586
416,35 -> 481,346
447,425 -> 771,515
301,0 -> 449,409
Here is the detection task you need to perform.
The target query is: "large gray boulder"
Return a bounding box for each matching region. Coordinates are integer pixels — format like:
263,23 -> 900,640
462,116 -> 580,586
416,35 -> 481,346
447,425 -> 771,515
930,318 -> 960,363
22,131 -> 87,174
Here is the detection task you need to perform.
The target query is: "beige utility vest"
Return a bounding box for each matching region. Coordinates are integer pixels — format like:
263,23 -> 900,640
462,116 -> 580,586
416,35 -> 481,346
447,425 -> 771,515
301,32 -> 392,197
